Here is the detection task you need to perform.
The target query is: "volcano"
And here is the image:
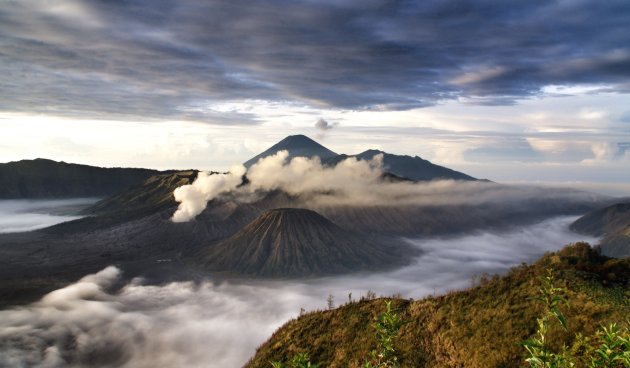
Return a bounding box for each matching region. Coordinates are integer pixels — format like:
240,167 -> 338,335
197,208 -> 411,277
243,135 -> 337,168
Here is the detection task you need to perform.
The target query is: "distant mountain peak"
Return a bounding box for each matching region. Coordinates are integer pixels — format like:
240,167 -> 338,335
360,149 -> 386,156
243,135 -> 476,181
324,149 -> 475,182
279,134 -> 317,143
243,134 -> 337,168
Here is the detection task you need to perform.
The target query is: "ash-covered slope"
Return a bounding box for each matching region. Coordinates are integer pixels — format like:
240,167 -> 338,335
571,202 -> 630,257
244,135 -> 337,168
198,208 -> 411,277
42,170 -> 199,234
85,171 -> 199,217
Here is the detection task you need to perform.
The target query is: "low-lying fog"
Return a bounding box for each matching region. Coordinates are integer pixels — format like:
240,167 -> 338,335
0,216 -> 596,368
0,199 -> 97,233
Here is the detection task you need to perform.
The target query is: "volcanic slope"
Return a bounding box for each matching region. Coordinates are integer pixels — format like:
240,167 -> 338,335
244,135 -> 337,168
197,208 -> 412,277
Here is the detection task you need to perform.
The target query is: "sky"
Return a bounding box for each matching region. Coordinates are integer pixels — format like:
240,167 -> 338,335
1,0 -> 630,193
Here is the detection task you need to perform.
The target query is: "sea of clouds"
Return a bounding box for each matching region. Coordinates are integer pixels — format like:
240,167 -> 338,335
0,198 -> 97,233
0,216 -> 596,367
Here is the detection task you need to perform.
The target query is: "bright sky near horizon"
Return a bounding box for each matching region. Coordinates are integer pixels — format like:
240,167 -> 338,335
1,1 -> 629,194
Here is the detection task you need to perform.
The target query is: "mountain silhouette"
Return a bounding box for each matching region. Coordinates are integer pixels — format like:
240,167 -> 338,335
243,135 -> 338,168
0,158 -> 163,199
323,149 -> 475,181
244,135 -> 476,181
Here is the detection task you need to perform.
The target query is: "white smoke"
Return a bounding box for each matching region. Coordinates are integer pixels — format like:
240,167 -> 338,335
172,150 -> 598,221
172,165 -> 246,222
246,150 -> 384,197
0,216 -> 597,367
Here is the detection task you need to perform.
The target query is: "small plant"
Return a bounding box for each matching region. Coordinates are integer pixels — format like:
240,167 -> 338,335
522,269 -> 630,368
364,300 -> 403,368
271,352 -> 318,368
521,269 -> 571,368
588,322 -> 630,367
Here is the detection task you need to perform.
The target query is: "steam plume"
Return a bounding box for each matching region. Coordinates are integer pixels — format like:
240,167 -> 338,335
172,150 -> 597,222
172,165 -> 246,222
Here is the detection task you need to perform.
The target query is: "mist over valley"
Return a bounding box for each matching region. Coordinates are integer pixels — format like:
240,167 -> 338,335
3,1 -> 630,365
1,134 -> 627,367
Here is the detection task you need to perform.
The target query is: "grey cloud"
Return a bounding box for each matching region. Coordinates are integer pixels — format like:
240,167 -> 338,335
464,138 -> 542,163
1,0 -> 630,121
314,118 -> 335,131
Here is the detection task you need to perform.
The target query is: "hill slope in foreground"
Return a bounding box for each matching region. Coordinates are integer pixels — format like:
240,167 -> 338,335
247,243 -> 630,368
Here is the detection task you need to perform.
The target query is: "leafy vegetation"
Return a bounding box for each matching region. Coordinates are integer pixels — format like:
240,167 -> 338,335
246,243 -> 630,367
363,300 -> 403,368
521,270 -> 572,367
522,269 -> 630,367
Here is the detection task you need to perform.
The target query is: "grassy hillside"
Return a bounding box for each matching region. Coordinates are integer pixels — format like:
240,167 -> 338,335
247,243 -> 630,368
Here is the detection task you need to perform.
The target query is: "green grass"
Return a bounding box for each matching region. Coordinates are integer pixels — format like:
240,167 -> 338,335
246,243 -> 630,368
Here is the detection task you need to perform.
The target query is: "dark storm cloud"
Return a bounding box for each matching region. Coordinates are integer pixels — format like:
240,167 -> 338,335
1,0 -> 629,121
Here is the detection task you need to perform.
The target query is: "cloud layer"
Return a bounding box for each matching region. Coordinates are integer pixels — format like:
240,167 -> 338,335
172,150 -> 600,222
0,216 -> 596,367
2,0 -> 629,120
0,199 -> 96,233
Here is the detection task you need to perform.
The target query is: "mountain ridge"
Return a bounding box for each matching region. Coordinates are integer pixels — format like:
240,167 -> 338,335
325,149 -> 476,181
0,158 -> 166,199
244,134 -> 476,181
